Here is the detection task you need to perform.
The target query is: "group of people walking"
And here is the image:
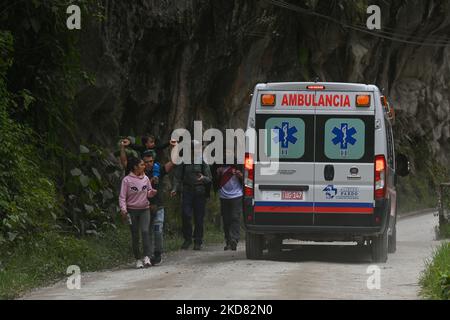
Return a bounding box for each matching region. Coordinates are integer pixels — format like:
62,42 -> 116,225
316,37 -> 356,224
118,135 -> 243,269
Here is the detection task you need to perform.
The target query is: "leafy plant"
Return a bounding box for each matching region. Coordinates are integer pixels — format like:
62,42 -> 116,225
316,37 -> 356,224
63,144 -> 122,236
0,31 -> 58,246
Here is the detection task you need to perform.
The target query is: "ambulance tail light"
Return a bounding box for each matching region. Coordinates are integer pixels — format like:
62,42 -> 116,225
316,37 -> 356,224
375,155 -> 387,199
356,95 -> 371,107
261,94 -> 276,107
244,153 -> 254,197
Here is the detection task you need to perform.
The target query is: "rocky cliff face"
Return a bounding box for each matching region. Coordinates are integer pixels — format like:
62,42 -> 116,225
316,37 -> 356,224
76,0 -> 450,165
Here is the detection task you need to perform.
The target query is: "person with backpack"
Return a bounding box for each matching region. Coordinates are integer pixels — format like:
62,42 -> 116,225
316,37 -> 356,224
170,140 -> 212,251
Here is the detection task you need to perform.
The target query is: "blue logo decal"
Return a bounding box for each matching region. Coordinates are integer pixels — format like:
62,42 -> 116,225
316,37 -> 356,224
332,123 -> 357,150
323,185 -> 337,199
273,122 -> 298,155
274,122 -> 298,148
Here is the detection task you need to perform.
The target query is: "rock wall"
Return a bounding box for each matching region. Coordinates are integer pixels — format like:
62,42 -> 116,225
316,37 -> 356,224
75,0 -> 450,164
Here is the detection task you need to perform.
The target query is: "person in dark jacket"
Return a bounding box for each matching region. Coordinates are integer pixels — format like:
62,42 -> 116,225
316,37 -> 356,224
170,140 -> 212,251
142,150 -> 175,265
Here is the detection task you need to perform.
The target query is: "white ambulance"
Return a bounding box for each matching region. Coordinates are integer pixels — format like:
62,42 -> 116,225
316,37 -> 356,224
244,82 -> 410,262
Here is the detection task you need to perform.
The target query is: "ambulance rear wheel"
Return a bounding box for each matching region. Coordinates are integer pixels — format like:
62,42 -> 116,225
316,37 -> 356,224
268,236 -> 283,254
246,232 -> 264,260
388,223 -> 397,253
388,204 -> 397,254
371,228 -> 388,263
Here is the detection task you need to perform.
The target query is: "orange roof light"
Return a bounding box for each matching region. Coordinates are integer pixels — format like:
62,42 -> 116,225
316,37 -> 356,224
356,95 -> 371,107
261,94 -> 276,106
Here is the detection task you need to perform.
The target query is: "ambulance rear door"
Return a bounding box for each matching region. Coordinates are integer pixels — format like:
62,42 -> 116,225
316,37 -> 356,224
313,90 -> 375,227
254,90 -> 316,227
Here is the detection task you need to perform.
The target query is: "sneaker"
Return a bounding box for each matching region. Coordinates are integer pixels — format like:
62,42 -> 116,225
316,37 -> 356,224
143,256 -> 152,267
193,243 -> 202,251
151,252 -> 162,265
135,259 -> 144,269
181,240 -> 192,250
230,240 -> 237,251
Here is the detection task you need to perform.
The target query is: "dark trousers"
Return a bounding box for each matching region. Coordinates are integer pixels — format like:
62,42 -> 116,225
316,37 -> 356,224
220,197 -> 242,243
128,208 -> 151,259
182,191 -> 206,244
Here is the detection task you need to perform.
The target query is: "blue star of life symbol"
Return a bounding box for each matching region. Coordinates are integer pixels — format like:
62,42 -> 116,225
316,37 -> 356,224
273,122 -> 298,149
332,123 -> 357,150
323,185 -> 337,199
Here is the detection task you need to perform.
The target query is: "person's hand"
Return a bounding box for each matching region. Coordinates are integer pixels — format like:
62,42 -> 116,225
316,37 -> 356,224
170,191 -> 177,198
148,189 -> 157,198
170,139 -> 178,146
151,176 -> 159,185
197,173 -> 204,181
234,170 -> 243,178
120,210 -> 128,221
120,138 -> 131,147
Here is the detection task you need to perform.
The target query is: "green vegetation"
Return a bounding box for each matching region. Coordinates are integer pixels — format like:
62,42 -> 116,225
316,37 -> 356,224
0,31 -> 58,246
437,224 -> 450,239
0,1 -> 225,300
395,115 -> 449,213
420,183 -> 449,300
419,242 -> 450,300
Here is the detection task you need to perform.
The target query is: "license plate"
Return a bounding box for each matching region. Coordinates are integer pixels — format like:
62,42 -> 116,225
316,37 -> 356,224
282,191 -> 304,200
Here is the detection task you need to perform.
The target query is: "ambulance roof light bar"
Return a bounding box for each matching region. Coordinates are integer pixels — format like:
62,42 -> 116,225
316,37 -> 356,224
307,85 -> 325,90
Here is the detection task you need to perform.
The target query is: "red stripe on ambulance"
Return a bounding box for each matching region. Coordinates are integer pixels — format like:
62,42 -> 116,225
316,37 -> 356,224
281,94 -> 351,107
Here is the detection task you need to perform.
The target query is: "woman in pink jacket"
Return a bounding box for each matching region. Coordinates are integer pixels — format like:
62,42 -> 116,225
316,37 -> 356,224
119,157 -> 157,269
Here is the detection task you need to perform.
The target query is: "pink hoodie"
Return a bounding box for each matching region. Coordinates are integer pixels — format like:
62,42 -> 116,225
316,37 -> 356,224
119,173 -> 156,212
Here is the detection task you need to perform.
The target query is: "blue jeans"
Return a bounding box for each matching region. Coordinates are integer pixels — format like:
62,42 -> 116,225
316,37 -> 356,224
150,207 -> 165,255
182,191 -> 206,244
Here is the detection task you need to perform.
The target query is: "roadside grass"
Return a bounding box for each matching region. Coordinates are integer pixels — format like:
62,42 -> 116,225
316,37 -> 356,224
419,242 -> 450,300
0,221 -> 224,300
0,225 -> 130,300
436,223 -> 450,240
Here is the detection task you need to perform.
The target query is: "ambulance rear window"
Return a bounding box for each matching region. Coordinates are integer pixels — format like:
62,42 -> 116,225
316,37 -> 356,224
316,115 -> 374,163
324,118 -> 365,160
255,114 -> 314,162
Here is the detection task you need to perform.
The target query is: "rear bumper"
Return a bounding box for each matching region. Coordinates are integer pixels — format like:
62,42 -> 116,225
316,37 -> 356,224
243,197 -> 391,238
245,225 -> 382,237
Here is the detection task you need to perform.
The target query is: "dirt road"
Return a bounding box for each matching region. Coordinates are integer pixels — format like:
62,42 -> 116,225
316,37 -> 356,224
22,212 -> 440,300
